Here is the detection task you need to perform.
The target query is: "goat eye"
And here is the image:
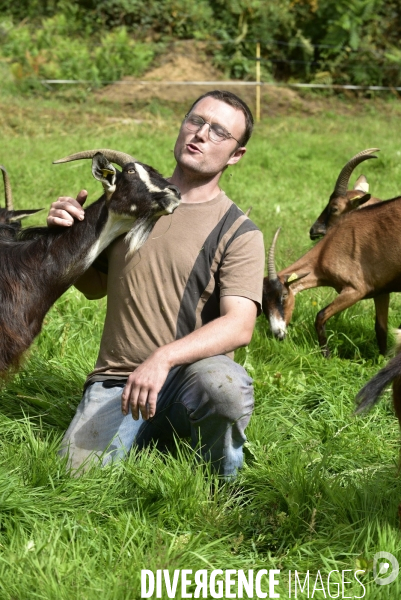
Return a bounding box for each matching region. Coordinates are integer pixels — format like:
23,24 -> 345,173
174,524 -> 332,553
282,291 -> 288,300
127,168 -> 136,174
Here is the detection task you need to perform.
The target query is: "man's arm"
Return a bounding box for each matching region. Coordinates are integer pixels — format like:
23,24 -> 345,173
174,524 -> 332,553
121,295 -> 257,420
47,190 -> 108,299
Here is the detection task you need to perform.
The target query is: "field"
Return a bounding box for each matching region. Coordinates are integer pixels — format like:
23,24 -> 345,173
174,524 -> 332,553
1,89 -> 401,598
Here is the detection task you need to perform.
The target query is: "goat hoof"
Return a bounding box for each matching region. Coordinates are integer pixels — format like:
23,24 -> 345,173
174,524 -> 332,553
321,346 -> 330,359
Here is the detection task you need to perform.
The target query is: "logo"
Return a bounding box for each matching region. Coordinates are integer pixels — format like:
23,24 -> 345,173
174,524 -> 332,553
373,552 -> 399,586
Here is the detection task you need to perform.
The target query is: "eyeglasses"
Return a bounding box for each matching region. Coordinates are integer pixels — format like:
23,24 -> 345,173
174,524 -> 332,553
183,113 -> 240,144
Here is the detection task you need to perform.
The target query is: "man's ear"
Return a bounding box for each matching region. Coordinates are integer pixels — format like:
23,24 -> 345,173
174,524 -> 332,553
227,146 -> 247,166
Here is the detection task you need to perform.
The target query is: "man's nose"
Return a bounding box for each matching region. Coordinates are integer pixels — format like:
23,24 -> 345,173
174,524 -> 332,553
194,122 -> 209,141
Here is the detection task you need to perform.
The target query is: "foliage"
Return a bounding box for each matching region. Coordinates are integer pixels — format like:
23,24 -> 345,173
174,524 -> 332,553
0,15 -> 154,89
1,0 -> 401,86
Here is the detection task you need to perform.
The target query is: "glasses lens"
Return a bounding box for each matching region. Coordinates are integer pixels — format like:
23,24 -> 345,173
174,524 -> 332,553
185,115 -> 204,131
184,114 -> 232,143
209,125 -> 229,142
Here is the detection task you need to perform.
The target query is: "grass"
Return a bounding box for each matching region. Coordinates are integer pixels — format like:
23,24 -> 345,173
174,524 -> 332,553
1,90 -> 401,598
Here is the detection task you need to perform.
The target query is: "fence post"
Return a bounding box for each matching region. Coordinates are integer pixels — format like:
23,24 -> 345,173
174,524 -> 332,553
256,41 -> 261,122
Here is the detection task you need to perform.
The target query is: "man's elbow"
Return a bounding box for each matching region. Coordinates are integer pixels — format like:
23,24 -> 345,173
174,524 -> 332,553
235,323 -> 256,348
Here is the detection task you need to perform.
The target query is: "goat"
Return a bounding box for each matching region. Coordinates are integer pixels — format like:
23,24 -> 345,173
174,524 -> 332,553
309,148 -> 381,240
355,329 -> 401,420
0,165 -> 42,229
356,330 -> 401,522
0,149 -> 181,377
263,196 -> 401,357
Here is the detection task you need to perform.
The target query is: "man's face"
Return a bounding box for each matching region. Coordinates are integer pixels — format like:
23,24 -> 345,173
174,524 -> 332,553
173,97 -> 247,178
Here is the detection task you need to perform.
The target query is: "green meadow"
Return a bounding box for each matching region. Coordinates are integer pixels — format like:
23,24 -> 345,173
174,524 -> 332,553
1,90 -> 401,598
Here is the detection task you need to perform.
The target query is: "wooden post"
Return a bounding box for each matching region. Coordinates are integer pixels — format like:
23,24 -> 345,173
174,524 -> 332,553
256,42 -> 261,122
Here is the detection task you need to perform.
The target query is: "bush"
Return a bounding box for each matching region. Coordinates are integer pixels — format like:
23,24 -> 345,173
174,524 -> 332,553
0,0 -> 400,86
0,16 -> 155,86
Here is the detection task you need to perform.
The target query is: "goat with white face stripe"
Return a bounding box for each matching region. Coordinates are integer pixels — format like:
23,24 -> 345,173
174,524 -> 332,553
0,149 -> 181,377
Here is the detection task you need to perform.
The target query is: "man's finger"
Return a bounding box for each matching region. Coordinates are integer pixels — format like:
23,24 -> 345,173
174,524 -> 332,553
76,189 -> 88,207
136,388 -> 149,421
147,389 -> 158,419
121,381 -> 132,415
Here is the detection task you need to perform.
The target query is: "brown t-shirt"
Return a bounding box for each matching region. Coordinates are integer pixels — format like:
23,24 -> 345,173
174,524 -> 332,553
85,191 -> 265,386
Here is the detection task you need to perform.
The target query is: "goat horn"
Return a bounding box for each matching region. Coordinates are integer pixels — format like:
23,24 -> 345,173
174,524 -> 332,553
268,227 -> 281,281
0,165 -> 13,211
53,149 -> 137,168
333,148 -> 380,197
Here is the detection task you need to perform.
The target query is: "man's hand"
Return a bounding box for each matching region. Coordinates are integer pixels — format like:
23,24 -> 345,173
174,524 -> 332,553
47,190 -> 88,227
121,349 -> 172,420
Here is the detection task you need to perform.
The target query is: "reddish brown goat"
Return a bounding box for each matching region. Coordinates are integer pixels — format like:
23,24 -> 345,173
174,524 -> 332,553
263,196 -> 401,357
0,165 -> 42,227
309,148 -> 381,240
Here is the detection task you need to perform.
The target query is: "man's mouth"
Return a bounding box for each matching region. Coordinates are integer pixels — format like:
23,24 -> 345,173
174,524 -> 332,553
186,143 -> 202,154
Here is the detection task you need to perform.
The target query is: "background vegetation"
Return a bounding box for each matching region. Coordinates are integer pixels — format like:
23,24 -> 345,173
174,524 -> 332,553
1,0 -> 401,88
0,88 -> 401,597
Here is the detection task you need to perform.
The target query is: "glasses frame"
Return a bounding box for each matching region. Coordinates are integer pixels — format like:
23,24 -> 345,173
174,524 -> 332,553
184,113 -> 241,145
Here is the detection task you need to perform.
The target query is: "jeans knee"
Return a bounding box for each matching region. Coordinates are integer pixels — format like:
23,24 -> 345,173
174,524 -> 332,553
186,356 -> 254,424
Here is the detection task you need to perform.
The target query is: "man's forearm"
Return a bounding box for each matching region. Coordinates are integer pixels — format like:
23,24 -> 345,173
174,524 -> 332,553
155,297 -> 257,370
121,296 -> 257,420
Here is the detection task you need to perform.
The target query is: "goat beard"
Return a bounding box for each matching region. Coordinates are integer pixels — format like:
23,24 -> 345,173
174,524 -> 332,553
124,214 -> 160,257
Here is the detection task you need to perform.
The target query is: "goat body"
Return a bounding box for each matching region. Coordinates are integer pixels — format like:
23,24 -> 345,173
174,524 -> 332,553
263,196 -> 401,356
0,151 -> 181,376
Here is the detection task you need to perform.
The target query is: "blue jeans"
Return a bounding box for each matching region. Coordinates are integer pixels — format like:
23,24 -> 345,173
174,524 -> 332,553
59,356 -> 254,478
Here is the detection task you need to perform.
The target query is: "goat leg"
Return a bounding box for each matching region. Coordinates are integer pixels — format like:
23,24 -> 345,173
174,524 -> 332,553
374,294 -> 390,355
315,287 -> 364,357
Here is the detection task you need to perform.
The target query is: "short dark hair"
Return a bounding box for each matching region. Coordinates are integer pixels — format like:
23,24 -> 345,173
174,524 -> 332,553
187,90 -> 254,147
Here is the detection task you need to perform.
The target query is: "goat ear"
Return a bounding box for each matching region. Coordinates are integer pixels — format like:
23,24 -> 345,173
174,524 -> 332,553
353,174 -> 369,193
349,193 -> 371,209
8,208 -> 43,222
92,153 -> 117,197
284,272 -> 310,286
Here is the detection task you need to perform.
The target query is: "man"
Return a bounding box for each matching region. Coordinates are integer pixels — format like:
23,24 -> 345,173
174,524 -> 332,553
47,90 -> 265,478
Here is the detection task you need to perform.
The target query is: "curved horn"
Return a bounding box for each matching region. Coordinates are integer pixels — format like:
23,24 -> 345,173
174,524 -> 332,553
53,149 -> 137,168
333,148 -> 380,197
0,165 -> 13,211
268,227 -> 281,281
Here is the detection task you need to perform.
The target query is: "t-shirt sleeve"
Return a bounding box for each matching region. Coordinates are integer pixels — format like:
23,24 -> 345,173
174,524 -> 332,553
218,227 -> 265,314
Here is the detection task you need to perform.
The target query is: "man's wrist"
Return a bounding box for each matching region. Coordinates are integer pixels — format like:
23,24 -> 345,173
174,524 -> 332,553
152,346 -> 176,371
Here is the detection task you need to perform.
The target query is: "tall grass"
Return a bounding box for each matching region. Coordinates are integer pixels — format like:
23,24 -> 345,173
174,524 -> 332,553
0,92 -> 401,598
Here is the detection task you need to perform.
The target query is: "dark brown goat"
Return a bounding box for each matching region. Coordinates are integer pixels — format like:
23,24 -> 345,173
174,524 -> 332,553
356,330 -> 401,519
309,148 -> 381,240
263,196 -> 401,357
0,164 -> 42,228
355,330 -> 401,420
0,149 -> 181,377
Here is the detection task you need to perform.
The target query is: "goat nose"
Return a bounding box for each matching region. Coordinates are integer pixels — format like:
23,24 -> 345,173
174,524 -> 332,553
309,227 -> 324,240
167,184 -> 181,197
